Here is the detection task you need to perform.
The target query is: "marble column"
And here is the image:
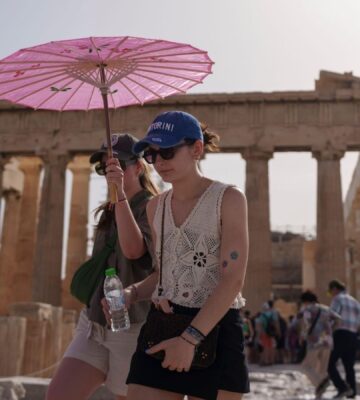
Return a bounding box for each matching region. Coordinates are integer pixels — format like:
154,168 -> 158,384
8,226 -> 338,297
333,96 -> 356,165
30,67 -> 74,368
32,153 -> 70,306
0,190 -> 22,314
11,157 -> 43,304
241,147 -> 273,312
62,156 -> 91,311
312,147 -> 346,303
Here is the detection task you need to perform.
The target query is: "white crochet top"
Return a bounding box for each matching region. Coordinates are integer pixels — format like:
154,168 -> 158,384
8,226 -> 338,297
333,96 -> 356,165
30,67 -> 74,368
152,181 -> 246,309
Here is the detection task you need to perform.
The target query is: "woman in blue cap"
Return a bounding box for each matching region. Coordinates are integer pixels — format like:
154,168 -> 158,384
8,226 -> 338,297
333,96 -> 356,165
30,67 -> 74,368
119,111 -> 250,400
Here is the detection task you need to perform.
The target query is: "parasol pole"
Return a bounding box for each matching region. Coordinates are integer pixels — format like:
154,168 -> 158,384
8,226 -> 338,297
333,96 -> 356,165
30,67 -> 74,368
99,64 -> 118,204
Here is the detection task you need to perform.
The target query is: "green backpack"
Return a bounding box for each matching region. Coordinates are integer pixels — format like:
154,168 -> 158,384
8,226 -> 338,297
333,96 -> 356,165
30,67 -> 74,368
70,234 -> 117,305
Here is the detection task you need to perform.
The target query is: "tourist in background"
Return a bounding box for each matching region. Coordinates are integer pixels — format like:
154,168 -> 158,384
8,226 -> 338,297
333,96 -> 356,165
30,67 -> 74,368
286,315 -> 301,364
275,313 -> 288,364
242,309 -> 255,363
255,302 -> 279,366
298,290 -> 341,399
327,280 -> 360,399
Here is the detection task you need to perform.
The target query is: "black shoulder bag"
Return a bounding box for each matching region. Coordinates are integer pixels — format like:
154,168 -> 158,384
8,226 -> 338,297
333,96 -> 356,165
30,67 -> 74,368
139,194 -> 220,369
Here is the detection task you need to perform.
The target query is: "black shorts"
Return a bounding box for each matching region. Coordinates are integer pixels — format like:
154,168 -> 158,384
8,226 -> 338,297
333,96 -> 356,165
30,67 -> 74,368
126,303 -> 250,400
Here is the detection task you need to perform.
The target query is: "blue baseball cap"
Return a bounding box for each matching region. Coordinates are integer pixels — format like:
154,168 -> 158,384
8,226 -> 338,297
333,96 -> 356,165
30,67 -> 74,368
133,111 -> 203,154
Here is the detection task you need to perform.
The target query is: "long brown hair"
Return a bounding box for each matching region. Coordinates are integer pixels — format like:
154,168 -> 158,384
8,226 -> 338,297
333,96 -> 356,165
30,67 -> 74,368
94,158 -> 160,231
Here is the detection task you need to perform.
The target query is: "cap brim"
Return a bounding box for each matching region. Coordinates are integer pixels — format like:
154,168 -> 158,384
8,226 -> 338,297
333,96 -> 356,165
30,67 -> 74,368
89,150 -> 138,164
133,136 -> 184,154
89,151 -> 105,164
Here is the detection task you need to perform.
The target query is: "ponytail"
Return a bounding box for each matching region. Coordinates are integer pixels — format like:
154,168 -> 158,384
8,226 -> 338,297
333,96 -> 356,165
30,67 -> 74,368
200,122 -> 220,152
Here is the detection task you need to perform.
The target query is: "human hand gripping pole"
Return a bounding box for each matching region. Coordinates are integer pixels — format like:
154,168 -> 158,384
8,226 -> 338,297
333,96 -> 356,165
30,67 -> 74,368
105,158 -> 126,202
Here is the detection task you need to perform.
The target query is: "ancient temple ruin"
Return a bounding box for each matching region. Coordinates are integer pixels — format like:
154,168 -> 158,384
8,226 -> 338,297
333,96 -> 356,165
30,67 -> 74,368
0,70 -> 359,376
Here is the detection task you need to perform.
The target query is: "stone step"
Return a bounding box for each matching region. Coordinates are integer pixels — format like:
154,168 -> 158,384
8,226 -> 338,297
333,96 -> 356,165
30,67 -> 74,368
0,378 -> 116,400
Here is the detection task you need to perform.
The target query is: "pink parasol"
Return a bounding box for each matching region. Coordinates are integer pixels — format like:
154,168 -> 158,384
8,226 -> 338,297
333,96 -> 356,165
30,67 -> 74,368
0,36 -> 213,201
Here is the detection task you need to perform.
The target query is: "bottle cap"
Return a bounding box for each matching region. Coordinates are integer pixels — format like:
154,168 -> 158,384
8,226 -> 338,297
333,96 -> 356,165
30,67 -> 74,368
105,267 -> 116,277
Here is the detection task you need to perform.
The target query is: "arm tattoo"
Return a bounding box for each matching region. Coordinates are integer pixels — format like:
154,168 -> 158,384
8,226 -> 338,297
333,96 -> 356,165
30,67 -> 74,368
222,252 -> 239,268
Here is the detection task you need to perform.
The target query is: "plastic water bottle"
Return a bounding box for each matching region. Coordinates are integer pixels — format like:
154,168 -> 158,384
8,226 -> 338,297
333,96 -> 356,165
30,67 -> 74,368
104,267 -> 130,331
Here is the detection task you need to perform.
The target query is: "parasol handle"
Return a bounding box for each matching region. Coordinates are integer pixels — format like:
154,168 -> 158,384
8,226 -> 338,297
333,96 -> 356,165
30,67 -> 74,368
99,64 -> 118,204
103,101 -> 118,204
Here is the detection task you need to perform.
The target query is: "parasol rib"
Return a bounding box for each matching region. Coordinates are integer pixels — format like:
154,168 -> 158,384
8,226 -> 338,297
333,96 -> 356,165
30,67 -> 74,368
0,68 -> 71,85
135,64 -> 212,74
86,84 -> 96,111
138,59 -> 213,65
0,70 -> 71,97
60,80 -> 87,111
136,67 -> 202,83
121,49 -> 208,62
124,76 -> 164,99
89,37 -> 104,63
116,43 -> 190,60
0,60 -> 76,65
50,40 -> 94,60
106,36 -> 129,61
0,64 -> 79,75
23,48 -> 81,62
107,38 -> 161,62
19,77 -> 78,106
130,71 -> 187,93
117,79 -> 143,104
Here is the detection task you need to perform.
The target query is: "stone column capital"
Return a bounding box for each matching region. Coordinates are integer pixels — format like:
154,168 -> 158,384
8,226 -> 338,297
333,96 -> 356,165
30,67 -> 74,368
68,155 -> 92,174
0,154 -> 10,170
241,146 -> 274,161
2,188 -> 22,200
312,144 -> 345,161
39,152 -> 71,168
18,156 -> 43,174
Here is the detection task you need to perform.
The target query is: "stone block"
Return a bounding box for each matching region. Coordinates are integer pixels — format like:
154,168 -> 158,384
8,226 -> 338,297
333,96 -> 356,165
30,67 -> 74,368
42,307 -> 63,378
0,380 -> 25,400
9,303 -> 52,376
0,317 -> 26,376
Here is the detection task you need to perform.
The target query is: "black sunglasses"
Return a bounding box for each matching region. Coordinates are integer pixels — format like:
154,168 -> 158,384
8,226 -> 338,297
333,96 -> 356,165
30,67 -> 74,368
143,140 -> 195,164
94,159 -> 137,176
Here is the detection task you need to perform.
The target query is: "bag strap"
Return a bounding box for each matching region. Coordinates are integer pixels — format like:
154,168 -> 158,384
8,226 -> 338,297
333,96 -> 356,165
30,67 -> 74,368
158,192 -> 169,297
308,308 -> 321,336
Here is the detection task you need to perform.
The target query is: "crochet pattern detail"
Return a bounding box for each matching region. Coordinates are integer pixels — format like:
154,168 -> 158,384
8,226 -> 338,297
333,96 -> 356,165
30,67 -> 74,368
152,181 -> 246,309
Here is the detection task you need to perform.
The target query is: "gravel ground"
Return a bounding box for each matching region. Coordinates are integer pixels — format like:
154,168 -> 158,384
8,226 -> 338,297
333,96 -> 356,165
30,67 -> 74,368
245,363 -> 360,399
1,363 -> 359,399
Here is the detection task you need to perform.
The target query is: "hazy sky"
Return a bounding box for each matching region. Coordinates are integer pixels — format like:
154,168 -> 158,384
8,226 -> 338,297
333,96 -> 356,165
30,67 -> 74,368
1,0 -> 360,236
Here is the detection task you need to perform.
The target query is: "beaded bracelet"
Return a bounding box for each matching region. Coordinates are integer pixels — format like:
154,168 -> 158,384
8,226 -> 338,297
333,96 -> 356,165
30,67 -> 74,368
184,325 -> 206,344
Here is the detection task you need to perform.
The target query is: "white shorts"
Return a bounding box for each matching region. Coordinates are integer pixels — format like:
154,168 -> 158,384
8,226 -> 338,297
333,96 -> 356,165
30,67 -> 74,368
63,309 -> 141,396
